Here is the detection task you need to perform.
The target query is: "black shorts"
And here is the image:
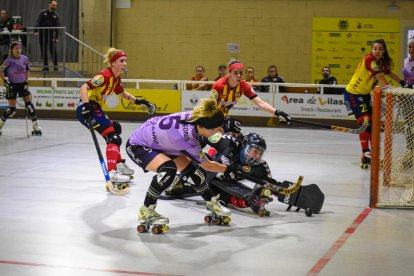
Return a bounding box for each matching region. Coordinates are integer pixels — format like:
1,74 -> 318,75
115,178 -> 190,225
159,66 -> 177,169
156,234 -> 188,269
6,82 -> 30,100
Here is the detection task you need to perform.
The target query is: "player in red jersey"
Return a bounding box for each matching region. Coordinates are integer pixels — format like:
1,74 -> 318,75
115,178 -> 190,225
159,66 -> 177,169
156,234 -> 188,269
76,48 -> 156,184
210,59 -> 290,124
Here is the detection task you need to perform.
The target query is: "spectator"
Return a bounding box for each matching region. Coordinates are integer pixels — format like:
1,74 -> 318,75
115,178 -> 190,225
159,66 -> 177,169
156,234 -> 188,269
244,66 -> 258,88
0,9 -> 13,63
318,66 -> 342,95
214,64 -> 227,81
260,65 -> 285,92
34,0 -> 61,71
188,65 -> 210,90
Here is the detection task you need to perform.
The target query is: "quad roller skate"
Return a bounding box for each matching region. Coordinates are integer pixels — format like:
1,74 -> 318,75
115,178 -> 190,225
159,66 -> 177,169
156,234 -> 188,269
108,170 -> 131,191
116,160 -> 135,180
360,150 -> 371,169
204,194 -> 231,225
250,187 -> 273,217
31,121 -> 42,136
137,204 -> 169,234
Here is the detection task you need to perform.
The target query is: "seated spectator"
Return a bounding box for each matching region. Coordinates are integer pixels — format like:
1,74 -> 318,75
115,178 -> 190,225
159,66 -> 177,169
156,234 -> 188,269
260,65 -> 285,92
0,9 -> 14,63
214,64 -> 227,81
318,66 -> 342,95
187,65 -> 210,90
244,66 -> 258,88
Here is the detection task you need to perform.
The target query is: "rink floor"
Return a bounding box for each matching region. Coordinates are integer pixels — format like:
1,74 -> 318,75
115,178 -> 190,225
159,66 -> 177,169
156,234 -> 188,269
0,118 -> 413,276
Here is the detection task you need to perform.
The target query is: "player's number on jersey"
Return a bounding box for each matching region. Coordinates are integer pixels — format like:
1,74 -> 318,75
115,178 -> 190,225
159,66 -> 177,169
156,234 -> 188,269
159,115 -> 181,130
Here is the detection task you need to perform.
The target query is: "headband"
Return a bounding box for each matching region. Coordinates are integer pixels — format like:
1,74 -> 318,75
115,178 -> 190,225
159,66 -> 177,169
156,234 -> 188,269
229,62 -> 244,71
197,111 -> 225,129
110,52 -> 127,63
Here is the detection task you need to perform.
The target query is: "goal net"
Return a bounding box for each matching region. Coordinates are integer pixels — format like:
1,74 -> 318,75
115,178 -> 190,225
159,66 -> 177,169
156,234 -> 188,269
370,86 -> 414,208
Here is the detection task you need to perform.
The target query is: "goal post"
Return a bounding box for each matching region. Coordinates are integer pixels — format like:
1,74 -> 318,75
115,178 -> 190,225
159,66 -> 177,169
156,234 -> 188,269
370,86 -> 414,208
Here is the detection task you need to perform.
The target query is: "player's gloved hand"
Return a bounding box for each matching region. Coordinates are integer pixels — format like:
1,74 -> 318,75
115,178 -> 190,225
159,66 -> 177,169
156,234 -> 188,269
275,110 -> 292,125
4,80 -> 10,90
223,162 -> 240,180
135,98 -> 157,115
399,80 -> 407,88
223,116 -> 242,134
81,102 -> 95,125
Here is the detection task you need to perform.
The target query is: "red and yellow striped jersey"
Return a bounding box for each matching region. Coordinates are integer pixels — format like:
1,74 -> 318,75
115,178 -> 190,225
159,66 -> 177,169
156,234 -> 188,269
86,68 -> 124,105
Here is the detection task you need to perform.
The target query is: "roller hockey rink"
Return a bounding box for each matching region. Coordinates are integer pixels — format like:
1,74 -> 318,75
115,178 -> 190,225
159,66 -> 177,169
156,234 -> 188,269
0,119 -> 413,276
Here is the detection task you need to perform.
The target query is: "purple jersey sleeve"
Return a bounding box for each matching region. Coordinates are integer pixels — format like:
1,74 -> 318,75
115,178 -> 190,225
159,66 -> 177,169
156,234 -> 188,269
403,57 -> 414,86
1,55 -> 30,84
128,112 -> 207,163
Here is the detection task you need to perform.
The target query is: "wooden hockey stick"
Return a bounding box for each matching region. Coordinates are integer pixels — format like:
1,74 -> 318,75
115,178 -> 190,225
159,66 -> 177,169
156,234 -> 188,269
88,121 -> 130,195
290,116 -> 369,134
238,172 -> 303,195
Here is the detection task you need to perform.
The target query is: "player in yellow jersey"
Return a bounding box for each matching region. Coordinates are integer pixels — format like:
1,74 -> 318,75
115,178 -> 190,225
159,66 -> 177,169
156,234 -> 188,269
344,39 -> 405,169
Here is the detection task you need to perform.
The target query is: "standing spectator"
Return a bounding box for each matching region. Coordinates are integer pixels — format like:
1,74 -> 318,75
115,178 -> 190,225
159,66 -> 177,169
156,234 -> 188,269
214,64 -> 227,81
34,0 -> 60,71
402,37 -> 414,88
0,9 -> 13,63
244,66 -> 258,88
344,39 -> 404,169
0,41 -> 42,135
187,65 -> 210,90
260,65 -> 285,92
318,66 -> 342,95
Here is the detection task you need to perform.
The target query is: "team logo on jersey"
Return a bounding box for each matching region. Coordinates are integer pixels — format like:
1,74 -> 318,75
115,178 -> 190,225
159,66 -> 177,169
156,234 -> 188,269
242,165 -> 251,173
370,61 -> 379,71
91,75 -> 104,86
235,91 -> 241,98
208,132 -> 222,143
210,90 -> 218,100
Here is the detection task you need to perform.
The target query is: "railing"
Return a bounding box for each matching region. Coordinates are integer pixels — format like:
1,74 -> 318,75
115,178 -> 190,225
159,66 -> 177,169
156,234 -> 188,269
1,27 -> 104,78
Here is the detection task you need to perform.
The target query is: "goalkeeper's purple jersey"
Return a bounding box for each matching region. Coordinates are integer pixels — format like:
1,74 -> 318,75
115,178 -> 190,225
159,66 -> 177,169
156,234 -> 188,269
0,54 -> 30,84
128,111 -> 207,163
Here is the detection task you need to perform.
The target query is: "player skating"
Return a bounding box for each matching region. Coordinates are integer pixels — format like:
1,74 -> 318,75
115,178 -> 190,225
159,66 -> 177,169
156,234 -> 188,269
0,41 -> 42,136
344,39 -> 405,169
126,98 -> 239,233
76,47 -> 156,189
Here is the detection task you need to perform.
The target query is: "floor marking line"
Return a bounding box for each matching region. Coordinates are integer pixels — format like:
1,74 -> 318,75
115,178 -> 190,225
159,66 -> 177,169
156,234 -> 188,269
307,207 -> 372,276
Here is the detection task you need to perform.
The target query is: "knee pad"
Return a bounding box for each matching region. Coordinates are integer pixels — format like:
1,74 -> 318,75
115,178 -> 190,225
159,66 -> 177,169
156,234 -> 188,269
112,121 -> 122,135
25,101 -> 36,119
181,162 -> 206,187
104,132 -> 122,146
156,160 -> 179,188
5,106 -> 16,119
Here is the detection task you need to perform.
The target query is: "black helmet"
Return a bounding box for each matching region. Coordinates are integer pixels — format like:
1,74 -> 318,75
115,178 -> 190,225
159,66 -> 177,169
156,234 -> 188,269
241,132 -> 266,165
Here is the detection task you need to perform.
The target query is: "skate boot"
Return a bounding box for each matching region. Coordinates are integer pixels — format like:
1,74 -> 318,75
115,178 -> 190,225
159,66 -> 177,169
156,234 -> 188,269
31,121 -> 42,136
401,150 -> 414,169
0,119 -> 4,135
164,181 -> 197,198
360,150 -> 371,169
205,194 -> 232,225
137,204 -> 169,234
116,160 -> 135,179
108,170 -> 131,191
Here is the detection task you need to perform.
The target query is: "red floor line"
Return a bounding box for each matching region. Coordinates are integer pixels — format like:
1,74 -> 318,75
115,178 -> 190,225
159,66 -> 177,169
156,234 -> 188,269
0,260 -> 181,276
307,207 -> 372,276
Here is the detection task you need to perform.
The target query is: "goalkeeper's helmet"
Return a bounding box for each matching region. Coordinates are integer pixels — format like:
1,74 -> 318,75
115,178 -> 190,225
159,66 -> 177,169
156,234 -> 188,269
241,132 -> 267,166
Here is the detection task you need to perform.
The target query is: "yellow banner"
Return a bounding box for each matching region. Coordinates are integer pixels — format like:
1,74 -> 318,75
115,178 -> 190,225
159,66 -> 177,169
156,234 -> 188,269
312,17 -> 400,85
102,89 -> 181,113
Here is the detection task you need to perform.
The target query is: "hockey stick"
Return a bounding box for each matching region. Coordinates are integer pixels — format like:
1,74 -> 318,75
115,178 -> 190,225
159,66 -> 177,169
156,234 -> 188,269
238,171 -> 303,195
290,116 -> 369,134
88,121 -> 130,195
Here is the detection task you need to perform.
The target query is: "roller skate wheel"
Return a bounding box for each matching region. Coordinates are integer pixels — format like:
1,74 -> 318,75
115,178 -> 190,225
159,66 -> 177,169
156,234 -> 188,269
137,224 -> 147,233
204,215 -> 212,223
360,163 -> 369,169
305,209 -> 313,217
258,210 -> 266,217
214,217 -> 222,225
222,216 -> 231,225
261,188 -> 272,197
116,183 -> 130,190
151,225 -> 162,234
161,225 -> 169,232
129,175 -> 134,180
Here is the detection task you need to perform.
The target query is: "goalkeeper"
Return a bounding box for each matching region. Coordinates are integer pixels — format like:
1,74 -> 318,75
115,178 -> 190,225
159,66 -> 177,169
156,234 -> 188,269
344,39 -> 405,169
76,47 -> 156,185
